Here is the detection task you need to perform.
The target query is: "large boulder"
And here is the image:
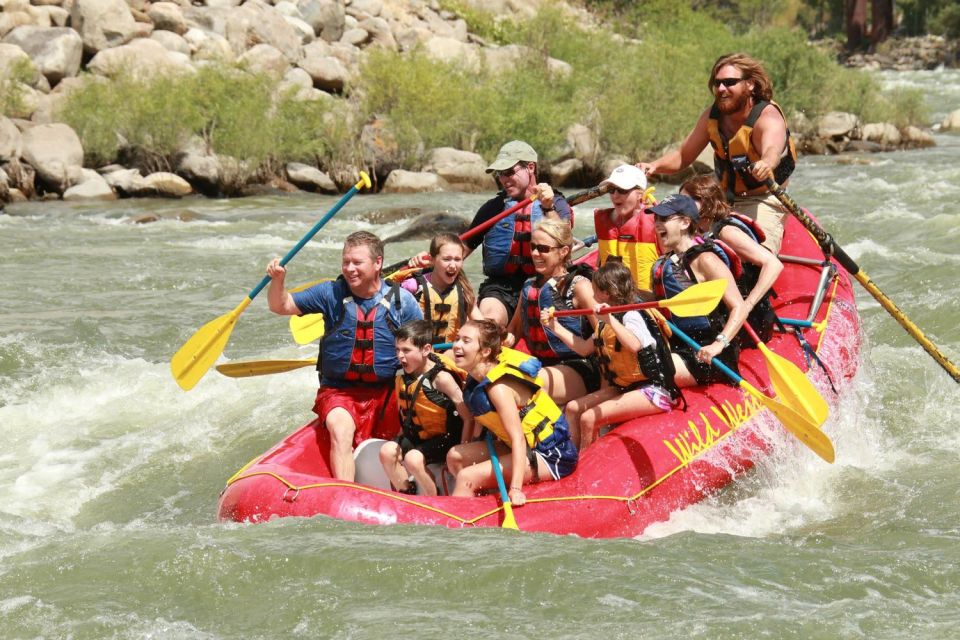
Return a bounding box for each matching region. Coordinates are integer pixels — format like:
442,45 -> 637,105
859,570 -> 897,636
70,0 -> 138,56
360,116 -> 402,180
860,122 -> 902,147
422,147 -> 489,192
549,158 -> 584,187
63,168 -> 117,200
141,171 -> 192,197
901,125 -> 935,149
146,2 -> 187,35
424,36 -> 480,71
817,111 -> 860,140
87,37 -> 195,80
150,30 -> 190,55
941,108 -> 960,132
298,42 -> 349,91
102,167 -> 148,195
0,116 -> 22,162
285,162 -> 336,193
296,0 -> 344,42
0,42 -> 43,88
382,169 -> 450,193
20,122 -> 84,191
237,43 -> 289,77
223,1 -> 301,63
2,26 -> 83,86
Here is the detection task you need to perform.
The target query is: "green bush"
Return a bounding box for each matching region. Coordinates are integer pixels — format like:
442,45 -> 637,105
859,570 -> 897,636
930,4 -> 960,39
0,58 -> 40,118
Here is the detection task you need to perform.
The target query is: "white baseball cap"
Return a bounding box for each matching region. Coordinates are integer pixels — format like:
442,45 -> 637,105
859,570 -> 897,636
600,164 -> 648,191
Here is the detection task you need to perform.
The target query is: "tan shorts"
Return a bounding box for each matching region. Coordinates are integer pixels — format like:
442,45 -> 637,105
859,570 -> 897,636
733,193 -> 789,255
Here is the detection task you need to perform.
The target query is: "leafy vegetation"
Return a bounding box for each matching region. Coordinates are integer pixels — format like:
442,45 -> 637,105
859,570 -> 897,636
0,58 -> 38,118
56,1 -> 934,182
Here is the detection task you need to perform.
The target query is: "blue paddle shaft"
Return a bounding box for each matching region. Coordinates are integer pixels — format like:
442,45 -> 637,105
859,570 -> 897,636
247,184 -> 362,300
667,321 -> 744,385
486,432 -> 512,504
778,317 -> 813,328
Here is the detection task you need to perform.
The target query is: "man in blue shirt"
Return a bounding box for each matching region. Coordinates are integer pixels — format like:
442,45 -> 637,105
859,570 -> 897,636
267,231 -> 423,481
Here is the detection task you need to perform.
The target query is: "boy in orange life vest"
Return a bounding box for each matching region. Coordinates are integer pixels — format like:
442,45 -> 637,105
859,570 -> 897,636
380,320 -> 472,496
594,163 -> 659,292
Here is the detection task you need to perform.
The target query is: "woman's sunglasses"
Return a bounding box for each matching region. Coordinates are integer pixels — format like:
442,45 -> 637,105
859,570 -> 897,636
531,243 -> 560,254
609,187 -> 635,195
712,77 -> 744,89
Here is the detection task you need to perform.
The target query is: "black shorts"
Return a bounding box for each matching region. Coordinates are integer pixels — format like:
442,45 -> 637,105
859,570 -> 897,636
477,274 -> 527,320
396,433 -> 459,465
541,356 -> 602,394
671,335 -> 741,386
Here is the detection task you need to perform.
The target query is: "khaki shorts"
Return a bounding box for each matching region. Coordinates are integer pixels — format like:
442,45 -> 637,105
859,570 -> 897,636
733,193 -> 789,255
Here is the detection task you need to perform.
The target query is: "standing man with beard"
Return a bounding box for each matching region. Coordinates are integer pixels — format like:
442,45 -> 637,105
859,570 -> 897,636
638,53 -> 797,255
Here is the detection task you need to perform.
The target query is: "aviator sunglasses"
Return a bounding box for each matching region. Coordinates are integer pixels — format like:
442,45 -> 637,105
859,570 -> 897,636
494,163 -> 528,179
712,77 -> 745,89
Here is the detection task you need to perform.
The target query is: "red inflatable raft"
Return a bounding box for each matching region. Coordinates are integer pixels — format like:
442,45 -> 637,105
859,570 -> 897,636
217,214 -> 861,537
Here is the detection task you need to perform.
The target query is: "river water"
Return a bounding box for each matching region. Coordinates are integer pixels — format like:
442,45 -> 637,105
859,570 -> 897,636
2,69 -> 959,639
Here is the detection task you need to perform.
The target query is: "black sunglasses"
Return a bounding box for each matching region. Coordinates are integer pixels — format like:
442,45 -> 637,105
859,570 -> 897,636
530,243 -> 560,254
712,77 -> 745,89
494,164 -> 526,179
609,187 -> 635,195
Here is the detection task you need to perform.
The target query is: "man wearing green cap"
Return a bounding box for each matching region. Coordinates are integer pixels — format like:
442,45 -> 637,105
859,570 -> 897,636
463,140 -> 572,326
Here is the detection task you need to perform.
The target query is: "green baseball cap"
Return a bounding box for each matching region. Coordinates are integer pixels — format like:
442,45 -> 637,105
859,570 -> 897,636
486,140 -> 538,173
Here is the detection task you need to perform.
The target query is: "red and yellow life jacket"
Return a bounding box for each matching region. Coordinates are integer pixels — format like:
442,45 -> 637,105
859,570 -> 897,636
594,206 -> 660,290
415,275 -> 465,344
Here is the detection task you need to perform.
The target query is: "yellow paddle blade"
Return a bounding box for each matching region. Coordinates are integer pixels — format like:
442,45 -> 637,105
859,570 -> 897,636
741,380 -> 835,463
501,502 -> 519,530
758,343 -> 830,424
171,298 -> 252,390
660,279 -> 728,317
216,358 -> 317,378
290,313 -> 325,345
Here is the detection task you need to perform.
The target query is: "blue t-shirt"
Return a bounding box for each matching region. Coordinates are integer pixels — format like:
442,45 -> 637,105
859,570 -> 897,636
292,278 -> 423,387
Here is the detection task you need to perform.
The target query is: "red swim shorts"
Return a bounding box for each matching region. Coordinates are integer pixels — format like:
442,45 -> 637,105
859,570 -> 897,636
312,384 -> 400,446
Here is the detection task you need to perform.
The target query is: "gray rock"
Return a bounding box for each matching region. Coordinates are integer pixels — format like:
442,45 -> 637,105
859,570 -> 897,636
817,111 -> 860,139
347,0 -> 382,18
549,158 -> 584,187
142,171 -> 192,197
237,43 -> 289,77
20,122 -> 83,191
2,26 -> 83,85
87,37 -> 196,80
422,147 -> 488,192
299,52 -> 349,91
64,168 -> 117,200
224,1 -> 301,63
102,167 -> 147,195
941,108 -> 960,132
0,12 -> 34,39
282,15 -> 315,44
70,0 -> 137,55
340,27 -> 369,46
147,2 -> 187,35
901,125 -> 935,148
285,161 -> 336,192
0,116 -> 22,162
297,0 -> 344,42
861,122 -> 902,146
383,210 -> 469,242
381,170 -> 449,194
150,30 -> 190,55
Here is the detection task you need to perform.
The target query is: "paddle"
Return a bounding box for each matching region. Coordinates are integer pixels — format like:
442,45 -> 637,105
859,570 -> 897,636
667,320 -> 835,463
214,343 -> 454,379
741,323 -> 829,424
552,279 -> 726,319
170,172 -> 372,391
486,431 -> 519,530
380,183 -> 611,277
765,178 -> 960,384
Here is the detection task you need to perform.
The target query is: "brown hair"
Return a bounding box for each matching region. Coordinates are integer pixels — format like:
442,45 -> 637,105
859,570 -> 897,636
429,232 -> 476,313
680,174 -> 731,226
343,231 -> 384,271
463,318 -> 502,362
709,53 -> 773,103
592,259 -> 638,306
395,319 -> 435,348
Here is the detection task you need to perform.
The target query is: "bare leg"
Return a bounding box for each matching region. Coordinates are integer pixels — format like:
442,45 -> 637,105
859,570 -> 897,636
326,407 -> 357,481
478,296 -> 510,328
402,449 -> 437,496
539,364 -> 587,407
580,387 -> 665,449
672,353 -> 699,388
566,385 -> 621,450
379,441 -> 410,491
447,441 -> 493,497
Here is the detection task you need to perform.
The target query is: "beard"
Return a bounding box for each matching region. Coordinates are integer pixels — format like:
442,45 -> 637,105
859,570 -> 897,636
715,90 -> 750,115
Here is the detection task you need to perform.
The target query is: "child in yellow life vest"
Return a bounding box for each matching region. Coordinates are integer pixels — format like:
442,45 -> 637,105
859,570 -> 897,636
379,320 -> 472,496
446,319 -> 578,505
542,260 -> 680,450
399,233 -> 482,346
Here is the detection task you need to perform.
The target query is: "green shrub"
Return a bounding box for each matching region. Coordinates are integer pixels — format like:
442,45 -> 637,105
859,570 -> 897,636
0,58 -> 40,118
930,4 -> 960,39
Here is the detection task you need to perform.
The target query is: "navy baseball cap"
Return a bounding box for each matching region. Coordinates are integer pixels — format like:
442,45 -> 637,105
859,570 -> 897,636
648,194 -> 700,223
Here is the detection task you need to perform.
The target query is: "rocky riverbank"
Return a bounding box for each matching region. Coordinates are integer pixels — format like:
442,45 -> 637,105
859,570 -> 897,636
0,0 -> 955,206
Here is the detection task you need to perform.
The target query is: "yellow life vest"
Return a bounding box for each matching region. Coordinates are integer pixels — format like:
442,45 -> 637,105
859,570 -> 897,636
395,354 -> 465,442
595,318 -> 649,389
416,275 -> 465,344
706,99 -> 797,200
465,348 -> 562,449
594,206 -> 660,291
